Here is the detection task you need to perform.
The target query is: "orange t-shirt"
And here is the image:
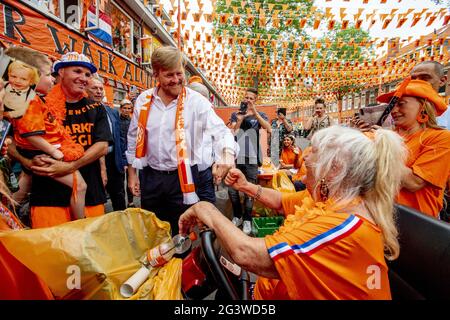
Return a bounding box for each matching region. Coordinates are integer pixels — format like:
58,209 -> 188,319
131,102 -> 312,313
280,147 -> 300,166
397,128 -> 450,218
12,95 -> 69,150
254,192 -> 391,300
292,146 -> 311,182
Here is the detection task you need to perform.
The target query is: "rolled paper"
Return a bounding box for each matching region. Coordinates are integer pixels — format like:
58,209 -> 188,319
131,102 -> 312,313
120,266 -> 150,298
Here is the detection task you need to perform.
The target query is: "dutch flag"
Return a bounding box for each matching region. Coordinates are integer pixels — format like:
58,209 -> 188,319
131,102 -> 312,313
87,5 -> 112,45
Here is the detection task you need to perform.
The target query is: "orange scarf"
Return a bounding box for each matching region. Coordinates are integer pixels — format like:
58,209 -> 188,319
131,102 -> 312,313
135,87 -> 199,205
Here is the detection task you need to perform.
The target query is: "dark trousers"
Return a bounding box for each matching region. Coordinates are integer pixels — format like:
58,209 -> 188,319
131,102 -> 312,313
140,165 -> 199,235
228,162 -> 258,221
105,154 -> 126,211
197,167 -> 216,203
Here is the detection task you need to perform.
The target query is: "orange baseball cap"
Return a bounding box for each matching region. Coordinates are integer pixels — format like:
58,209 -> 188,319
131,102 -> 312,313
188,75 -> 203,85
377,79 -> 447,116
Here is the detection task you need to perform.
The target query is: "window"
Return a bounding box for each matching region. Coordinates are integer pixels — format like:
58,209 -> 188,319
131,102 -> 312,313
63,0 -> 80,28
113,88 -> 127,108
111,3 -> 132,57
24,0 -> 80,28
132,23 -> 142,62
24,0 -> 61,18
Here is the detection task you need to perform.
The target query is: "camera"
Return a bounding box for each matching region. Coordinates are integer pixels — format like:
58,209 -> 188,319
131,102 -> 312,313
238,101 -> 248,114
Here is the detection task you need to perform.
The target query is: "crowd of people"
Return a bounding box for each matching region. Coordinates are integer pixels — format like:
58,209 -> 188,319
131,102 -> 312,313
0,43 -> 449,300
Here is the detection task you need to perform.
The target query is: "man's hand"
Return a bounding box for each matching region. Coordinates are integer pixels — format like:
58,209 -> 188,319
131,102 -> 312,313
236,113 -> 245,121
127,167 -> 140,196
31,156 -> 75,177
248,100 -> 257,114
212,150 -> 235,185
101,169 -> 108,187
224,168 -> 249,191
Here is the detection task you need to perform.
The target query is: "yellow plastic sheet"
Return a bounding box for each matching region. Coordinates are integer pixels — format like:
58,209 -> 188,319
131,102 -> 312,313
0,208 -> 183,300
272,171 -> 296,193
254,171 -> 295,217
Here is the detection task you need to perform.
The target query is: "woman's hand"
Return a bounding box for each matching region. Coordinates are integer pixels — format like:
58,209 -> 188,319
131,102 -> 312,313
224,168 -> 249,191
178,201 -> 215,235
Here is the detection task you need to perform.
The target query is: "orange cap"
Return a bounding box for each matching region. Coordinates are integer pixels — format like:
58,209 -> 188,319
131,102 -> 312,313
377,79 -> 447,116
188,76 -> 203,85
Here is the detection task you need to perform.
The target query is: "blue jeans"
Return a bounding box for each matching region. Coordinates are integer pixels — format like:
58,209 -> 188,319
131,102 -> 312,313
228,162 -> 258,221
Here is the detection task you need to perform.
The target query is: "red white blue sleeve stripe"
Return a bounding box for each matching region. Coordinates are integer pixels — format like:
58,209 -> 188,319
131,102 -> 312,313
268,215 -> 363,260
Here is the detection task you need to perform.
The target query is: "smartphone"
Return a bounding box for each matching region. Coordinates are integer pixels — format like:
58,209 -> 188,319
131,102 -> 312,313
238,101 -> 248,114
359,104 -> 388,126
0,119 -> 11,153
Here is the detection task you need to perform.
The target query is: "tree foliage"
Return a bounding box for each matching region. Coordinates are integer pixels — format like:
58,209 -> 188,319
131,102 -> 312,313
213,0 -> 375,101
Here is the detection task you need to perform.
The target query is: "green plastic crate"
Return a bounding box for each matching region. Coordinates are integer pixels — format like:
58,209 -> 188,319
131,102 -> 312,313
252,216 -> 284,237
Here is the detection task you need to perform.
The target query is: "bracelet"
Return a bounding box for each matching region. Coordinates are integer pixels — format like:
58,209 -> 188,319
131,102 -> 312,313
254,185 -> 262,200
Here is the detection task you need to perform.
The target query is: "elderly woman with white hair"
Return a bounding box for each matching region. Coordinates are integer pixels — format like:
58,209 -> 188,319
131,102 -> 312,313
178,125 -> 407,300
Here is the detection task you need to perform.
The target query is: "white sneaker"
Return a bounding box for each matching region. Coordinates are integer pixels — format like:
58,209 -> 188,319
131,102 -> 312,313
243,221 -> 252,235
232,217 -> 243,227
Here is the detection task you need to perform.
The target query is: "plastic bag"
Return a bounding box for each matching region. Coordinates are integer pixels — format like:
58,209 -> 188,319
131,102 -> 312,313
0,208 -> 183,300
253,171 -> 295,217
272,171 -> 296,193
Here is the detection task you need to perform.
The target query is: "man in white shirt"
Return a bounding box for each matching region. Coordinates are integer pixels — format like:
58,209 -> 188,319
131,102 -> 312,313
126,46 -> 235,235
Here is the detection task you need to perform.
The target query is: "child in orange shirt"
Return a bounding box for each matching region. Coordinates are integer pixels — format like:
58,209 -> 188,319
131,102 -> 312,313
4,55 -> 86,220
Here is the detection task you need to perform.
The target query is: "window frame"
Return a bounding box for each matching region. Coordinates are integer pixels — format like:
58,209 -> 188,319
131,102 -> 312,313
23,0 -> 82,31
111,0 -> 141,62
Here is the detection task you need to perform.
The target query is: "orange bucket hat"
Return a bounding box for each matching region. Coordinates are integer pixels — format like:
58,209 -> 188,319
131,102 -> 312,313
377,79 -> 447,116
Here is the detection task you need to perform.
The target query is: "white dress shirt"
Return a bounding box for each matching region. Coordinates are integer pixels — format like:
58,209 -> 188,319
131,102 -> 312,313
437,107 -> 450,130
126,87 -> 236,171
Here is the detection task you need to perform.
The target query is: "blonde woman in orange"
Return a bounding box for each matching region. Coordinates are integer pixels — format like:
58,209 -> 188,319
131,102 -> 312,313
179,126 -> 407,299
377,79 -> 450,218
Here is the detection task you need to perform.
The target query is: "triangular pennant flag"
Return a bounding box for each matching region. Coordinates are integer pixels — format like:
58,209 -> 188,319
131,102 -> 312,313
192,12 -> 201,22
341,20 -> 349,30
426,15 -> 437,27
444,15 -> 450,26
411,16 -> 421,27
328,20 -> 335,30
313,19 -> 321,29
340,8 -> 347,20
382,18 -> 392,29
396,17 -> 407,28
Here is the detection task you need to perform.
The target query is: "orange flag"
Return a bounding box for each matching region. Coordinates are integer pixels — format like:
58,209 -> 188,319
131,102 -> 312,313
342,20 -> 349,30
382,19 -> 392,29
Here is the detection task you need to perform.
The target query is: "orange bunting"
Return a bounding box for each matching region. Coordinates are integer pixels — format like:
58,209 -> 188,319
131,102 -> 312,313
341,20 -> 349,30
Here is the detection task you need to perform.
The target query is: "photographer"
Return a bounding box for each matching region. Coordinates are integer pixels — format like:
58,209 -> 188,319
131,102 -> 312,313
304,98 -> 331,139
229,88 -> 271,235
